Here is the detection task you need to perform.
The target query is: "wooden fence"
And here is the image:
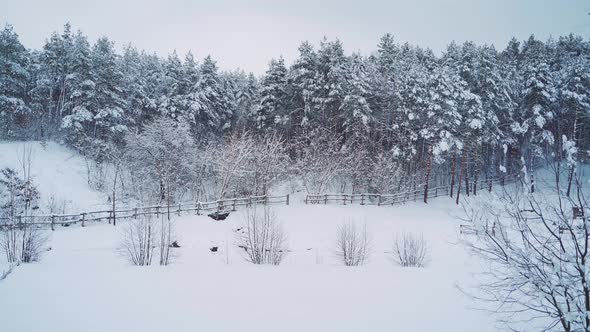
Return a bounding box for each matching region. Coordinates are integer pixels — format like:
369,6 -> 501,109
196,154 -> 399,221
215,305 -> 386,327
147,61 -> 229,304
305,172 -> 522,206
0,194 -> 290,230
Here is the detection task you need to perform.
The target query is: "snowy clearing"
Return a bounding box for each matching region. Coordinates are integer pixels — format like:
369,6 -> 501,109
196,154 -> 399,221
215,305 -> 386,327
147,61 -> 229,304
0,198 -> 497,332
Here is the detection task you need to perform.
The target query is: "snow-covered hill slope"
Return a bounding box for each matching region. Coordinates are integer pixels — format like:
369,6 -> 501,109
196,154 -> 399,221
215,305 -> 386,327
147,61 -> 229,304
0,198 -> 498,332
0,141 -> 107,213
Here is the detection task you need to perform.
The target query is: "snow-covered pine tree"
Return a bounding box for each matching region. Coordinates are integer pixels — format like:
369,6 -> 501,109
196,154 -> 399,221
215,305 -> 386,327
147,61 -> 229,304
0,24 -> 31,138
158,51 -> 185,121
554,42 -> 590,195
515,36 -> 556,170
185,55 -> 230,137
340,53 -> 373,144
313,38 -> 347,132
41,24 -> 74,130
59,30 -> 94,147
286,41 -> 318,137
235,72 -> 259,130
120,45 -> 156,128
254,57 -> 287,132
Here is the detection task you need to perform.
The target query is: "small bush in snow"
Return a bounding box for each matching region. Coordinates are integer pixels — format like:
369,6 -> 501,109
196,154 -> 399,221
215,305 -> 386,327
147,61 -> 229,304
394,232 -> 428,267
336,222 -> 371,266
120,215 -> 156,266
1,225 -> 48,263
0,163 -> 46,264
237,206 -> 287,265
158,215 -> 174,266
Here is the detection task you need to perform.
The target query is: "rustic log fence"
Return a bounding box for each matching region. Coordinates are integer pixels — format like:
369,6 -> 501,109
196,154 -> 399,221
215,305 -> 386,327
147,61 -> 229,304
305,172 -> 522,206
0,194 -> 289,230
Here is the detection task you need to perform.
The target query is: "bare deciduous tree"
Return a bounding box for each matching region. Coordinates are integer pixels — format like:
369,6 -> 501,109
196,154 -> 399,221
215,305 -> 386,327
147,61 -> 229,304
336,222 -> 371,266
237,206 -> 287,265
394,232 -> 428,267
206,131 -> 255,198
251,133 -> 289,195
293,128 -> 346,194
368,152 -> 404,195
126,117 -> 195,215
462,173 -> 590,332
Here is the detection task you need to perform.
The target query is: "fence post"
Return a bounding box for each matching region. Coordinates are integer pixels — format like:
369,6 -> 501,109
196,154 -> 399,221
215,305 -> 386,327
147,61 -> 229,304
134,208 -> 138,219
435,187 -> 438,197
304,195 -> 308,204
248,196 -> 252,207
343,194 -> 347,205
81,213 -> 86,227
377,195 -> 382,206
360,194 -> 364,205
286,194 -> 290,206
324,194 -> 328,205
196,202 -> 201,216
51,215 -> 55,231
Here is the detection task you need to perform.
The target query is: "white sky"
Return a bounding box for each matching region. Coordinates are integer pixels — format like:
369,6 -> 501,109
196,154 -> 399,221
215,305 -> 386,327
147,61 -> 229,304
1,0 -> 589,74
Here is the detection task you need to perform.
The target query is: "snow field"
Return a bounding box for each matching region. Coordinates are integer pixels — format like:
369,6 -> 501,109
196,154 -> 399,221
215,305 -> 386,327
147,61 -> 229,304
0,199 -> 496,332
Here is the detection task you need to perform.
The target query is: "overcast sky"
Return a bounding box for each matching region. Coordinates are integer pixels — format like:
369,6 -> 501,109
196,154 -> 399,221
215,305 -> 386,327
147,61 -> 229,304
1,0 -> 589,74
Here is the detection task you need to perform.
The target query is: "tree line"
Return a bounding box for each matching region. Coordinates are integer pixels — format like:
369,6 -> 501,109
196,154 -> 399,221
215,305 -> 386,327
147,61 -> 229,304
1,23 -> 589,201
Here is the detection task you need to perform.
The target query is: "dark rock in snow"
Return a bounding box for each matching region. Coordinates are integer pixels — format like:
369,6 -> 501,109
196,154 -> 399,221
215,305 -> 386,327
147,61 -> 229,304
208,212 -> 230,221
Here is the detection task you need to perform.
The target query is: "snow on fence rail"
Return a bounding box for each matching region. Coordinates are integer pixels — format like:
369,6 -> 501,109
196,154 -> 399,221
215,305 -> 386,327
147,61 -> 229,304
304,186 -> 450,205
305,172 -> 522,206
0,194 -> 290,230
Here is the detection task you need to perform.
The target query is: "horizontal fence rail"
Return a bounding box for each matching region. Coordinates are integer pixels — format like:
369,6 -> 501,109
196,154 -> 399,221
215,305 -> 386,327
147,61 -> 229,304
305,171 -> 525,207
0,194 -> 290,230
0,163 -> 541,230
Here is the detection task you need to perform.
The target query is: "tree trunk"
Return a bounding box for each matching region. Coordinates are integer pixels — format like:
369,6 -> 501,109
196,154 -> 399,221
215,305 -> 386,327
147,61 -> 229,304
456,148 -> 466,205
473,149 -> 479,196
423,146 -> 433,204
112,170 -> 118,226
167,182 -> 171,222
450,154 -> 456,198
464,148 -> 470,197
566,166 -> 574,198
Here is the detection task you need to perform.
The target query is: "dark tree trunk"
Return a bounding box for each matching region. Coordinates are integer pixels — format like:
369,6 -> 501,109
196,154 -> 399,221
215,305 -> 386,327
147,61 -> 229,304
450,154 -> 456,198
464,148 -> 470,197
473,149 -> 479,196
456,148 -> 465,205
423,146 -> 433,204
566,166 -> 574,197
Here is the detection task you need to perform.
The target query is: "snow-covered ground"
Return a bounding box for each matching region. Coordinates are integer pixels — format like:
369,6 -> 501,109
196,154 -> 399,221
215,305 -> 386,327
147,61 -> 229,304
0,141 -> 107,212
0,198 -> 497,332
0,141 -> 501,331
